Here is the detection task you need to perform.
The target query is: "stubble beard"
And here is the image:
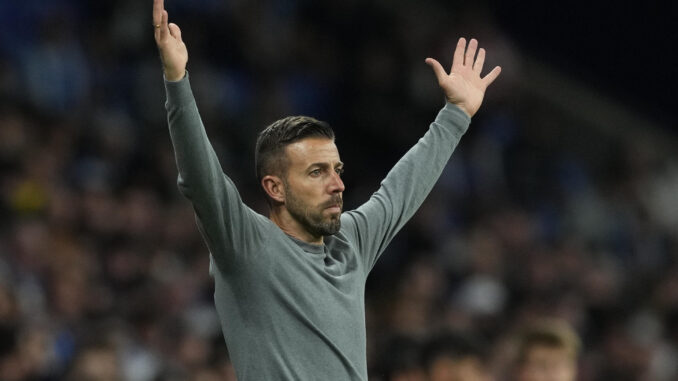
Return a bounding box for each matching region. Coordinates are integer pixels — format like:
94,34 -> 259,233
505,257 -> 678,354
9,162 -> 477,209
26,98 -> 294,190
285,185 -> 342,237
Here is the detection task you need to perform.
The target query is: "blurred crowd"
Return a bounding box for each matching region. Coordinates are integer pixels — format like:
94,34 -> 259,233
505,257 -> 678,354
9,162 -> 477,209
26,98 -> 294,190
1,0 -> 678,380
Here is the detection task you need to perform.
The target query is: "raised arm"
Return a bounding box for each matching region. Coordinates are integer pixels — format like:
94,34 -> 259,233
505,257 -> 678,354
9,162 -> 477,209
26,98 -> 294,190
153,0 -> 264,269
342,38 -> 501,271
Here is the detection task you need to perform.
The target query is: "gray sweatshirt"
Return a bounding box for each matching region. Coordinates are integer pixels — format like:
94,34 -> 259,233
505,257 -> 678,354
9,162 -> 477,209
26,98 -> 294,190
165,73 -> 470,380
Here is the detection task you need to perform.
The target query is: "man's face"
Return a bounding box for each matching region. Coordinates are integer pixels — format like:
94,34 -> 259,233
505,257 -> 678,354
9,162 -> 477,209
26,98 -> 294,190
516,346 -> 576,381
282,137 -> 345,237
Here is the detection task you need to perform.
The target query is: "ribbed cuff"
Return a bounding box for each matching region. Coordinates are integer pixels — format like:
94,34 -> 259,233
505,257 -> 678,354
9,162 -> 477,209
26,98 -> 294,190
435,102 -> 472,135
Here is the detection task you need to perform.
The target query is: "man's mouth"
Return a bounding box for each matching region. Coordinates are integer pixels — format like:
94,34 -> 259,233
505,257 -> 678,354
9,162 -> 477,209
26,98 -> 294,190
325,205 -> 342,213
323,198 -> 343,213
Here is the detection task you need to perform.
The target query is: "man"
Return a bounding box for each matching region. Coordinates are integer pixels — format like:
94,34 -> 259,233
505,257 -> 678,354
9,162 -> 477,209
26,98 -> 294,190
152,0 -> 500,379
513,321 -> 581,381
422,332 -> 492,381
66,342 -> 121,381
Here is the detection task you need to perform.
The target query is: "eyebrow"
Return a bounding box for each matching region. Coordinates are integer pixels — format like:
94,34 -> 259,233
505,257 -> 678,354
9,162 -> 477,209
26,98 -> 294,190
306,161 -> 344,171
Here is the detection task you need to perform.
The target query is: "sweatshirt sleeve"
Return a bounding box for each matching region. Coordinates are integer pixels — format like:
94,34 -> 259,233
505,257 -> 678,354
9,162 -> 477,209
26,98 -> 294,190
341,103 -> 470,271
165,73 -> 265,271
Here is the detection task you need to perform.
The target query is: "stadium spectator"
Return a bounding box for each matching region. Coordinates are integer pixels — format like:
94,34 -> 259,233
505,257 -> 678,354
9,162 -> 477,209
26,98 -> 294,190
512,321 -> 580,381
422,332 -> 492,381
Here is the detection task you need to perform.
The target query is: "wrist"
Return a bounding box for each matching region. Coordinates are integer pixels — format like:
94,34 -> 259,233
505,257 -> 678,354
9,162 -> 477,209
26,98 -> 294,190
164,69 -> 186,82
448,101 -> 472,118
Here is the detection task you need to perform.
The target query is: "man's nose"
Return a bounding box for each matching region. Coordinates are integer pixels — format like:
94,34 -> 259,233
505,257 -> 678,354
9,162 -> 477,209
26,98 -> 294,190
329,171 -> 345,193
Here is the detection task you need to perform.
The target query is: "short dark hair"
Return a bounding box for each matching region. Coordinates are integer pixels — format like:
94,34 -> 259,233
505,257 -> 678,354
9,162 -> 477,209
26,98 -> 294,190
422,331 -> 487,372
515,320 -> 581,364
255,116 -> 335,181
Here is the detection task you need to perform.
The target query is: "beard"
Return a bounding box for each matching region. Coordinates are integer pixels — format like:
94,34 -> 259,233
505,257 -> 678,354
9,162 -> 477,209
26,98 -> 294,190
285,185 -> 342,237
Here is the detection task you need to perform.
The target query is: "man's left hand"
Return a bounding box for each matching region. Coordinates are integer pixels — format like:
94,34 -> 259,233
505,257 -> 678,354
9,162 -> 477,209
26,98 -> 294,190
426,38 -> 501,117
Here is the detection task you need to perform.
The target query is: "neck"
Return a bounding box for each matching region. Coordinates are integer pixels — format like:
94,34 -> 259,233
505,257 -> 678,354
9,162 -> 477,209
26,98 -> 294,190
269,206 -> 323,245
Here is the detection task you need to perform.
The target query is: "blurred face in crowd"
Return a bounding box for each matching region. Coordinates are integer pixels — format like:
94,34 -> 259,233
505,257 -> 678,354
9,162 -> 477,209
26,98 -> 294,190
69,346 -> 120,381
516,345 -> 576,381
281,137 -> 345,237
429,355 -> 492,381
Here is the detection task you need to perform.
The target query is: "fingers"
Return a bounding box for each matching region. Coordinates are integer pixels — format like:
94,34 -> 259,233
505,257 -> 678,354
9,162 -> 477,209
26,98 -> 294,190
158,10 -> 169,40
430,38 -> 500,89
425,58 -> 447,84
153,0 -> 170,42
473,48 -> 485,73
465,38 -> 478,67
451,37 -> 466,71
168,23 -> 182,42
482,66 -> 502,87
152,0 -> 163,26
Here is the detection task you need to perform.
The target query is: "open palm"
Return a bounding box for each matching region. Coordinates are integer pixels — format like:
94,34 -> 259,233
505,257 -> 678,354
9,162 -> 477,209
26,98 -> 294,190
426,38 -> 501,117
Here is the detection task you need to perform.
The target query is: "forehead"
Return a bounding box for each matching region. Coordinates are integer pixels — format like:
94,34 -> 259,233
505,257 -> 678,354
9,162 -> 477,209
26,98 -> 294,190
284,137 -> 341,168
525,346 -> 572,363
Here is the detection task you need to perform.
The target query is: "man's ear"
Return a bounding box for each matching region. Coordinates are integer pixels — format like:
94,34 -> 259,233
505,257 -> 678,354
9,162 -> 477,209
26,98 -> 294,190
261,175 -> 285,204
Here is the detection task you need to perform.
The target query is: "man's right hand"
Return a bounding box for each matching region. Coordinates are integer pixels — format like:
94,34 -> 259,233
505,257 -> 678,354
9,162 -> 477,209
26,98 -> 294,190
153,0 -> 188,81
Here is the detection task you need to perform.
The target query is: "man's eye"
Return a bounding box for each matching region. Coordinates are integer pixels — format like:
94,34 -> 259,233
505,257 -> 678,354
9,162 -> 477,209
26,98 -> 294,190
310,169 -> 321,176
335,168 -> 344,175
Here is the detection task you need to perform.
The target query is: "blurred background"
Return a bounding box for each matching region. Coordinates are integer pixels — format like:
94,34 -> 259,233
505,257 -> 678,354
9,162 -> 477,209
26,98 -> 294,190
0,0 -> 676,380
